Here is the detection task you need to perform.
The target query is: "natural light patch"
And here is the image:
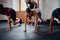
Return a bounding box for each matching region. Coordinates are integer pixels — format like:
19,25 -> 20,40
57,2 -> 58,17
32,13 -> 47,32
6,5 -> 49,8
21,0 -> 27,11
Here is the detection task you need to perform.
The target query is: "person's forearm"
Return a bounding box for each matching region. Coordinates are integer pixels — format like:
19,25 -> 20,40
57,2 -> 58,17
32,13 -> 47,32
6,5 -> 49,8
24,15 -> 27,31
50,16 -> 54,32
8,21 -> 11,29
7,16 -> 11,31
33,10 -> 37,32
50,20 -> 53,32
33,1 -> 37,9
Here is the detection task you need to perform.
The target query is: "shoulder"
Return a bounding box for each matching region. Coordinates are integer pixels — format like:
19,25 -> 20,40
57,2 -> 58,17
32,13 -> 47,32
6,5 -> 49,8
52,8 -> 60,17
3,7 -> 10,11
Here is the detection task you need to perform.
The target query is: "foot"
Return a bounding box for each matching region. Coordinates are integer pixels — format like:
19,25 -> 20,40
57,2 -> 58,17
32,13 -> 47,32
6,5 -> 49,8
24,30 -> 26,32
7,29 -> 10,31
48,32 -> 53,35
13,21 -> 19,25
13,22 -> 17,25
13,18 -> 20,25
7,26 -> 11,31
33,30 -> 36,32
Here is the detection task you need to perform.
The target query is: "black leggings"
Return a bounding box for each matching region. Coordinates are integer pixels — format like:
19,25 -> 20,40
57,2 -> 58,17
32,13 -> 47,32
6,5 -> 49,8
10,10 -> 16,21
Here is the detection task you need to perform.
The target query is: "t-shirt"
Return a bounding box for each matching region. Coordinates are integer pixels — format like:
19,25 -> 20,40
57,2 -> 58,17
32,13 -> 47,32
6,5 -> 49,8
52,8 -> 60,19
2,7 -> 15,16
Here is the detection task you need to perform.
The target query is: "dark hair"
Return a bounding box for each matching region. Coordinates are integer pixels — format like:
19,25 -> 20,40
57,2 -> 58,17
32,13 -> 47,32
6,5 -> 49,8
26,8 -> 31,13
26,8 -> 32,20
0,4 -> 4,10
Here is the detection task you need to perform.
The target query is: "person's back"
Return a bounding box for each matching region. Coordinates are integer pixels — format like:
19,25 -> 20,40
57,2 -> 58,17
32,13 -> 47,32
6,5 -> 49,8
52,8 -> 60,21
3,7 -> 15,16
0,4 -> 18,31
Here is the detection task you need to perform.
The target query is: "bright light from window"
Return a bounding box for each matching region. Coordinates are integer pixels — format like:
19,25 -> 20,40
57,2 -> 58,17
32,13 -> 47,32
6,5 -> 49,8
21,0 -> 27,11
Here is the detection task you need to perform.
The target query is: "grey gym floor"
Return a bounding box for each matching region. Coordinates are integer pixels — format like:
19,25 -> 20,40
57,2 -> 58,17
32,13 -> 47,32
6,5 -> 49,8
0,21 -> 60,40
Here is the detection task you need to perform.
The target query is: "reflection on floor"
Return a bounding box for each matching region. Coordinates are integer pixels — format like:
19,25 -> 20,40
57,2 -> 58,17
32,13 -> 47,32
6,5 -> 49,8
0,21 -> 60,40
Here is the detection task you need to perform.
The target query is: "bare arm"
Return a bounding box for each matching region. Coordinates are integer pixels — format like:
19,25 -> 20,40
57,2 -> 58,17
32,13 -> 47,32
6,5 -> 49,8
49,16 -> 54,33
7,16 -> 11,31
33,1 -> 37,9
33,10 -> 37,32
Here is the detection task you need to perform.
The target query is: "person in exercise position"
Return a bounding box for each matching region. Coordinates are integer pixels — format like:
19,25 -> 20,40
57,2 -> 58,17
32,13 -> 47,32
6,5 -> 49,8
49,8 -> 60,34
24,0 -> 42,32
0,4 -> 18,31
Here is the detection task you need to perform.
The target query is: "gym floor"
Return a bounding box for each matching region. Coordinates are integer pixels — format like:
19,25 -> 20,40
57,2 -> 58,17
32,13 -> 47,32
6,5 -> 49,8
0,21 -> 60,40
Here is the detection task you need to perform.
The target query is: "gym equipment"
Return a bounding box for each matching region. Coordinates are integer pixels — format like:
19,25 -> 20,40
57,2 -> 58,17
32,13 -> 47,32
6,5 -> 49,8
45,19 -> 50,24
37,11 -> 43,25
19,18 -> 22,24
37,20 -> 43,25
53,20 -> 58,25
45,19 -> 58,25
38,21 -> 40,25
26,8 -> 31,13
38,11 -> 41,19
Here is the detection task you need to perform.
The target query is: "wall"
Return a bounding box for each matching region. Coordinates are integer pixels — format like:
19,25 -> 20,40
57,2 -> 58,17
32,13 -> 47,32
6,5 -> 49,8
13,0 -> 19,11
3,0 -> 18,11
40,0 -> 60,21
21,0 -> 27,11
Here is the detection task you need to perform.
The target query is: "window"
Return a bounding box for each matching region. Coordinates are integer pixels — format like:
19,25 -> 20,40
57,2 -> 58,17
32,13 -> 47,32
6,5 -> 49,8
21,0 -> 27,11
